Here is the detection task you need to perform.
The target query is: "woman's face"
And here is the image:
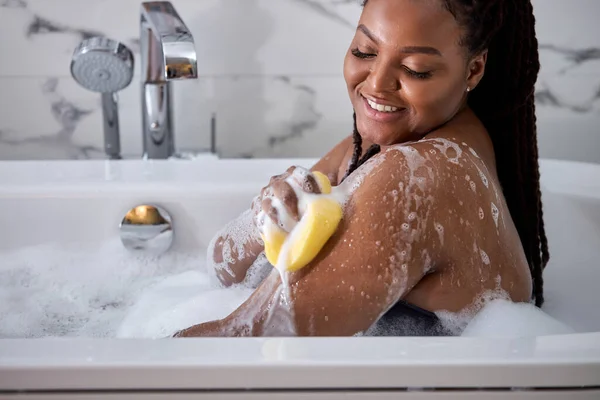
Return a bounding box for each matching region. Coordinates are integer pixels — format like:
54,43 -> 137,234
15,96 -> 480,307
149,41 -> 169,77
343,0 -> 486,146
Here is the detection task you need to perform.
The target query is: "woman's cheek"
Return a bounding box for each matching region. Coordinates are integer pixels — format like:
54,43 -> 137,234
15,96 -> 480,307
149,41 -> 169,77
404,79 -> 456,117
344,57 -> 365,94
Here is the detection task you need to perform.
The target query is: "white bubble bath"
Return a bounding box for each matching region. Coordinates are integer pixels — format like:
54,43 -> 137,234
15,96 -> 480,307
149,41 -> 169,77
0,158 -> 599,396
0,239 -> 253,339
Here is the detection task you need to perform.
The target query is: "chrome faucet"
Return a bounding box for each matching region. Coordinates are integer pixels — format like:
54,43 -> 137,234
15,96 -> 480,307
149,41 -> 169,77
140,1 -> 198,159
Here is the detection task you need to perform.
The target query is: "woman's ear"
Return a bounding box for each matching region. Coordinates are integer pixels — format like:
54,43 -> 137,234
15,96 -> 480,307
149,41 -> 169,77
466,50 -> 487,91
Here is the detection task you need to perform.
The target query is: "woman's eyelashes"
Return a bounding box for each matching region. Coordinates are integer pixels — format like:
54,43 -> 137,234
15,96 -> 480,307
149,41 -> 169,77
403,67 -> 433,80
351,48 -> 433,80
351,47 -> 375,59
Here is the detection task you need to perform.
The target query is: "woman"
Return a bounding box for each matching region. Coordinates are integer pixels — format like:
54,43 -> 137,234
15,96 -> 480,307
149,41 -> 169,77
175,0 -> 549,337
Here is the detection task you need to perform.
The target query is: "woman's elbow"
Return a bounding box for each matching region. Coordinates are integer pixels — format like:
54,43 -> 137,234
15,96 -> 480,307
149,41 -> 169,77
207,234 -> 264,287
207,235 -> 242,287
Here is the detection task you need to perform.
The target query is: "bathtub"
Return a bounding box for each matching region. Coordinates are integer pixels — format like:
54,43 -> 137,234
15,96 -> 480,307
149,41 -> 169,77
0,157 -> 599,399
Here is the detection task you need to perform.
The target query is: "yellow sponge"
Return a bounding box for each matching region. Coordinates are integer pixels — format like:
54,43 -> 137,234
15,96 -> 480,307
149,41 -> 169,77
261,171 -> 342,272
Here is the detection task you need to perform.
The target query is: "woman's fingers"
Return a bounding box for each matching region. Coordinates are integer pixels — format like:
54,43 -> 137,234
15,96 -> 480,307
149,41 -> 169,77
259,181 -> 300,231
261,197 -> 279,226
272,180 -> 300,221
256,166 -> 325,231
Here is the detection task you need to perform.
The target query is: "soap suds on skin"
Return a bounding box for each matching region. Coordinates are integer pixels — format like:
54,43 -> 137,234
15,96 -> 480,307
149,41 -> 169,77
476,166 -> 489,188
425,138 -> 463,165
491,202 -> 499,228
468,147 -> 480,159
434,223 -> 444,246
206,208 -> 264,286
480,249 -> 490,265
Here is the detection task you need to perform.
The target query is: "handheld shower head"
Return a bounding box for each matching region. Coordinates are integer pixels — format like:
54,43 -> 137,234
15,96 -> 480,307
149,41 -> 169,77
71,37 -> 134,160
71,37 -> 134,93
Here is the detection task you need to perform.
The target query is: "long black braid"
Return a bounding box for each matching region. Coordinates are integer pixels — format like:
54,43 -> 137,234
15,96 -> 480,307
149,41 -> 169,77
342,112 -> 381,181
345,0 -> 549,307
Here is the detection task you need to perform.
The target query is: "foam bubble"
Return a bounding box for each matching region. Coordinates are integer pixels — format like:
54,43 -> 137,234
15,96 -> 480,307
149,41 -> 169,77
434,223 -> 444,246
480,249 -> 490,265
478,207 -> 484,219
468,147 -> 480,158
469,181 -> 476,192
427,138 -> 463,165
243,252 -> 272,289
491,202 -> 499,228
476,166 -> 489,188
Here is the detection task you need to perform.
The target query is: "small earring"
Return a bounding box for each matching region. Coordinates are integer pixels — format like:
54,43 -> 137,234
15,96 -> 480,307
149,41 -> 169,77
466,87 -> 471,92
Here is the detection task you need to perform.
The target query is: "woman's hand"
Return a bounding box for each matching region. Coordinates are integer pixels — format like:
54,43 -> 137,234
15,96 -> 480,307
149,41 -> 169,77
254,166 -> 324,233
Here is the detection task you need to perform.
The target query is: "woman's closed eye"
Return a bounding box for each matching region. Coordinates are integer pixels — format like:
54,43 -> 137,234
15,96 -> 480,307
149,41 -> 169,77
351,48 -> 375,59
351,48 -> 433,80
403,67 -> 433,80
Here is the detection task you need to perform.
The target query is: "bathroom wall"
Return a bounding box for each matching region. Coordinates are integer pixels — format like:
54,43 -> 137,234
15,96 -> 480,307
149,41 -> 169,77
0,0 -> 598,162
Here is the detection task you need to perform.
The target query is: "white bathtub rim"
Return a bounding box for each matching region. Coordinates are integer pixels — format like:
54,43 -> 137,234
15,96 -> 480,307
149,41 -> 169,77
1,333 -> 600,391
0,157 -> 596,189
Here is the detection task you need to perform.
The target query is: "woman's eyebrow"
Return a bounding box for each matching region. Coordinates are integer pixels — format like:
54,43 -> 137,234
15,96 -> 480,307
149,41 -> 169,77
357,24 -> 442,56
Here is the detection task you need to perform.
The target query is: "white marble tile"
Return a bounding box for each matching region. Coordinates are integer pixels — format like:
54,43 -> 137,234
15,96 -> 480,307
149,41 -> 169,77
0,76 -> 101,159
532,0 -> 600,49
0,0 -> 361,77
0,73 -> 352,160
0,75 -> 214,159
212,75 -> 352,158
1,0 -> 599,163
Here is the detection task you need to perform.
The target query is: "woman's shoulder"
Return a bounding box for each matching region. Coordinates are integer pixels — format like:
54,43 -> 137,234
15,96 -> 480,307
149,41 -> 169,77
360,138 -> 482,187
347,136 -> 498,219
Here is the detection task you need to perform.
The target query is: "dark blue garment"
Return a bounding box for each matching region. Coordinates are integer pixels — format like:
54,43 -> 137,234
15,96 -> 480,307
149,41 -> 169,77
365,300 -> 452,336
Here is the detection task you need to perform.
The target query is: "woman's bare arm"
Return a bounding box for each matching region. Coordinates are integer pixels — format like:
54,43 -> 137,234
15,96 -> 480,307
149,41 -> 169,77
178,143 -> 444,336
209,136 -> 354,287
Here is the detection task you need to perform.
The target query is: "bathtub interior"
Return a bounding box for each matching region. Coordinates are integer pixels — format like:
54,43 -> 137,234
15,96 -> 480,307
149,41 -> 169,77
0,158 -> 599,340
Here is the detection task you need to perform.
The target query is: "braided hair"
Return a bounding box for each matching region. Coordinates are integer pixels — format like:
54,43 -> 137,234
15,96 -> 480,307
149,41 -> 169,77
345,0 -> 549,307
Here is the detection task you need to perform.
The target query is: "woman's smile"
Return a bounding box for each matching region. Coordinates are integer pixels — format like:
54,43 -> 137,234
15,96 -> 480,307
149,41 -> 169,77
360,93 -> 407,123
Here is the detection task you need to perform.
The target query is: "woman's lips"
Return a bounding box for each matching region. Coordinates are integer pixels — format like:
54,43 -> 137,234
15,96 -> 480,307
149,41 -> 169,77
361,95 -> 406,123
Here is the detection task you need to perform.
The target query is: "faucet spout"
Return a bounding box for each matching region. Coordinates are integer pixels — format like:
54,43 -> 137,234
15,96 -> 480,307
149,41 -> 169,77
140,1 -> 198,159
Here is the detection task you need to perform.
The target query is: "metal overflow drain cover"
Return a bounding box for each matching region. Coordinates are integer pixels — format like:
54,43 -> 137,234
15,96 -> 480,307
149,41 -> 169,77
119,205 -> 173,254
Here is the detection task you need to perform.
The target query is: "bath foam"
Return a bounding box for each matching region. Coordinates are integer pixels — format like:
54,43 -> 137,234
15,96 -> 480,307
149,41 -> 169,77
461,299 -> 575,337
0,239 -> 252,339
435,289 -> 576,337
436,289 -> 513,335
117,271 -> 253,339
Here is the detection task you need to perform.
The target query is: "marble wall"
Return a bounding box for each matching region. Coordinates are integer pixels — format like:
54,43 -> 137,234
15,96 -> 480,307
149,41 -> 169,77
0,0 -> 598,162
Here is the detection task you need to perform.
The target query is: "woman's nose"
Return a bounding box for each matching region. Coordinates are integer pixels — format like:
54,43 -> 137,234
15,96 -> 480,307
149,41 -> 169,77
367,60 -> 400,93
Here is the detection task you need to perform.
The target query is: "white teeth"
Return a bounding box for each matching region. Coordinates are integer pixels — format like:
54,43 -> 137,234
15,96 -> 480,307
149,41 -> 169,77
367,98 -> 398,112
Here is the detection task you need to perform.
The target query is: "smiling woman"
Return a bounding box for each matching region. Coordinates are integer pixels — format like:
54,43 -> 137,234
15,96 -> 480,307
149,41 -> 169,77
345,2 -> 478,145
175,0 -> 547,337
